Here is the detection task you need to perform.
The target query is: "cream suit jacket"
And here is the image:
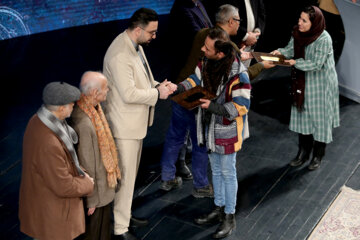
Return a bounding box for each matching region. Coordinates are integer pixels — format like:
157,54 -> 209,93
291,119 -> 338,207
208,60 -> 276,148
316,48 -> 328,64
103,30 -> 159,139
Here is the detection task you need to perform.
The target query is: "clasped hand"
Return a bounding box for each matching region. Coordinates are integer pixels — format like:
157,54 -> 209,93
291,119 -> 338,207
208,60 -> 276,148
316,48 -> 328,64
157,79 -> 177,99
245,31 -> 261,46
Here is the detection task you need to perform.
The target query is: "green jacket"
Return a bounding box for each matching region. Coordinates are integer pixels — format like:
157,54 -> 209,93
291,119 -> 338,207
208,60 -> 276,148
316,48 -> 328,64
278,30 -> 340,143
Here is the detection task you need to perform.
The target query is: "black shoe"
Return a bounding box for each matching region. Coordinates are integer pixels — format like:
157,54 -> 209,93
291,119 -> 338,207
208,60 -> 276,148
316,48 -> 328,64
192,184 -> 214,198
113,232 -> 138,240
289,148 -> 311,167
159,176 -> 183,191
130,216 -> 149,227
176,160 -> 193,180
212,214 -> 236,239
308,156 -> 322,170
194,206 -> 224,225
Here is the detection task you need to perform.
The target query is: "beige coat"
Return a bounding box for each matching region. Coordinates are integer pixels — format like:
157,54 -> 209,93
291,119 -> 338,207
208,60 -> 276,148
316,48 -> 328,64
103,30 -> 159,140
70,106 -> 116,208
19,115 -> 94,240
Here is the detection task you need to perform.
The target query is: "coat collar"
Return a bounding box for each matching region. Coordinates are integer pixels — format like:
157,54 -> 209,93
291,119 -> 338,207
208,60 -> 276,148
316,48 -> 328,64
123,30 -> 153,82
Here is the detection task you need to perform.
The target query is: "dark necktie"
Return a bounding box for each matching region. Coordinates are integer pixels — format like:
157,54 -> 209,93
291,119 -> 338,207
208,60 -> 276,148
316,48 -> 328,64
137,48 -> 150,78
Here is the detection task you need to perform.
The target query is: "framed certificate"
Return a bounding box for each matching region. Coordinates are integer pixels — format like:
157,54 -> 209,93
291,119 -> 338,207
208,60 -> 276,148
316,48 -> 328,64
171,85 -> 217,110
252,52 -> 291,66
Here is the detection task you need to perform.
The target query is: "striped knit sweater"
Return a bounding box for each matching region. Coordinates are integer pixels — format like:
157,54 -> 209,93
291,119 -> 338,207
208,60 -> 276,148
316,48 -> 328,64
179,57 -> 251,154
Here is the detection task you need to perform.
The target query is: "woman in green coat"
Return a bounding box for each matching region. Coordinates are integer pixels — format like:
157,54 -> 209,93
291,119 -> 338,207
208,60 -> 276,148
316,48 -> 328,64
271,5 -> 340,170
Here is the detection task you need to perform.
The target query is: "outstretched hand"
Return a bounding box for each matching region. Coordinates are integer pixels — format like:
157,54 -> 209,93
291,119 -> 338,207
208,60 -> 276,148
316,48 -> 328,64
262,60 -> 276,69
270,50 -> 281,55
240,45 -> 253,61
199,98 -> 211,109
285,59 -> 296,66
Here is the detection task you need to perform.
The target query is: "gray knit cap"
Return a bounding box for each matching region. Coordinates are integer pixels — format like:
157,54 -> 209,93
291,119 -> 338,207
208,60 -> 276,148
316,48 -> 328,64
42,82 -> 81,105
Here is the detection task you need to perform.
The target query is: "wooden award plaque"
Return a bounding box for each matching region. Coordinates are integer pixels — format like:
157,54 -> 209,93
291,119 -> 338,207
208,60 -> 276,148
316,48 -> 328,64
252,52 -> 290,66
171,85 -> 217,110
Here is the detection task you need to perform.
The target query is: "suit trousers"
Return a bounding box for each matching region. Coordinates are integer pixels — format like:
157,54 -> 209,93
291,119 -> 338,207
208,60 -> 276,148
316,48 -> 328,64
113,138 -> 143,235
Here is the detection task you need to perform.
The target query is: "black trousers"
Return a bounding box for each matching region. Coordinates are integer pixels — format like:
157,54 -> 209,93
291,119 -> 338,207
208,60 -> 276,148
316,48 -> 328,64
76,203 -> 112,240
298,134 -> 326,158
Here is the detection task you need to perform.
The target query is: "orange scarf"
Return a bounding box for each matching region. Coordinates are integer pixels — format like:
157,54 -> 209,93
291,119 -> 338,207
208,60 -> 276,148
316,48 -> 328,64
77,95 -> 121,188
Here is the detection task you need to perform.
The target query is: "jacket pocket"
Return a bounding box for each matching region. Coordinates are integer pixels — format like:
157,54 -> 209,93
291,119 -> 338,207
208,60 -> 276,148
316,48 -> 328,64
214,121 -> 238,146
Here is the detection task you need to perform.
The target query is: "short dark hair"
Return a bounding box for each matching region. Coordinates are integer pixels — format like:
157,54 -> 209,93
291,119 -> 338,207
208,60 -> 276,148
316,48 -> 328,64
207,27 -> 230,42
128,8 -> 158,30
207,27 -> 232,54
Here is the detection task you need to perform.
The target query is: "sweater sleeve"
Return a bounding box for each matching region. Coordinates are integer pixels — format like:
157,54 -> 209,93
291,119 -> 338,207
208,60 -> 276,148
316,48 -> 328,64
207,102 -> 230,118
248,62 -> 264,80
294,34 -> 331,72
278,37 -> 294,59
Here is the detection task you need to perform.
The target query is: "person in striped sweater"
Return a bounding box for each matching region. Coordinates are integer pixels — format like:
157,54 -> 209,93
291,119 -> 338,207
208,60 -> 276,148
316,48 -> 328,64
175,27 -> 251,239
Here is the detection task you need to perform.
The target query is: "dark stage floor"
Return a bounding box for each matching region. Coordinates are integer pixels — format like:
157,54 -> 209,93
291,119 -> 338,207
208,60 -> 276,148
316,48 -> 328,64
1,66 -> 360,240
129,69 -> 360,240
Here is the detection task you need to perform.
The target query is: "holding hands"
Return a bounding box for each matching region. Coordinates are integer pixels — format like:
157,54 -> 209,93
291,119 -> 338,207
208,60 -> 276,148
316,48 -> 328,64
157,79 -> 177,99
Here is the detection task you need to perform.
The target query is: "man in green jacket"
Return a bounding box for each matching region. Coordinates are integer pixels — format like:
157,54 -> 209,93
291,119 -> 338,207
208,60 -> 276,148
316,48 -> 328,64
177,3 -> 275,83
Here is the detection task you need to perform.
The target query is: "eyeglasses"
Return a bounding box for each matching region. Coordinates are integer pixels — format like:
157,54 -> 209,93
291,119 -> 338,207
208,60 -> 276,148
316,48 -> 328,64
140,27 -> 157,36
232,18 -> 242,22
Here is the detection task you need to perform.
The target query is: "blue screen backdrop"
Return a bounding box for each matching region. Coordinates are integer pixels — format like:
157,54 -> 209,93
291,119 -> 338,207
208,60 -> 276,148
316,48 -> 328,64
0,0 -> 174,41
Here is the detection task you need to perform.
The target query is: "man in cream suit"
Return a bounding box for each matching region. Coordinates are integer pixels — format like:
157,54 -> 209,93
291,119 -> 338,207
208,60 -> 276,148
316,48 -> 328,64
102,8 -> 176,240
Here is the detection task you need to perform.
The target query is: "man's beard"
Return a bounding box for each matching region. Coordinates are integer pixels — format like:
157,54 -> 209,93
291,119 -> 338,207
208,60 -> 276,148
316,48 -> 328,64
138,37 -> 152,46
139,41 -> 150,46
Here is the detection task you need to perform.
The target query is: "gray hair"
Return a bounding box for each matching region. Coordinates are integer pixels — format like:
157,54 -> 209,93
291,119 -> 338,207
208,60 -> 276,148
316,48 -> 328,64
79,71 -> 103,95
215,4 -> 239,24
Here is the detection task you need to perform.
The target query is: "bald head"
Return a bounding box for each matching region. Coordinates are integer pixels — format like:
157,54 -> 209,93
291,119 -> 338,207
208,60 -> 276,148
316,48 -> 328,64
80,71 -> 109,105
80,71 -> 106,94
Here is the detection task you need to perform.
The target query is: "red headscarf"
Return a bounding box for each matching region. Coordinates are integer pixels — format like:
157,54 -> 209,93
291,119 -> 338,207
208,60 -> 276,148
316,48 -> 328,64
291,6 -> 325,112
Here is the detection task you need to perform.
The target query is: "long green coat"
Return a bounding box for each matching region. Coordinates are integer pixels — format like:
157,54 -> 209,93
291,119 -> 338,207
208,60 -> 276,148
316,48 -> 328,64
278,30 -> 340,143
